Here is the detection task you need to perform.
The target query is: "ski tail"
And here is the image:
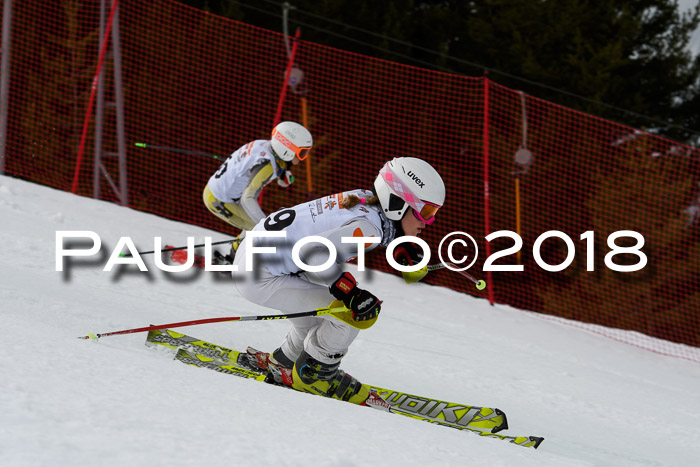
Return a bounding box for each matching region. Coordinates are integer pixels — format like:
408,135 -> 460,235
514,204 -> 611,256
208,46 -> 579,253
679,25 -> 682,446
146,328 -> 240,363
175,348 -> 267,381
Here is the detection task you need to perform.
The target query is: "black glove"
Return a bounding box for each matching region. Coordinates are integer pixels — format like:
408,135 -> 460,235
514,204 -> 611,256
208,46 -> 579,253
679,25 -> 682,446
329,272 -> 381,321
393,243 -> 428,284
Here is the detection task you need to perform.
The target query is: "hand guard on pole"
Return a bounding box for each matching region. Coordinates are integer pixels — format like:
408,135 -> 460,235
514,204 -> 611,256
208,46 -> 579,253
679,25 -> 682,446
329,272 -> 381,322
394,243 -> 428,284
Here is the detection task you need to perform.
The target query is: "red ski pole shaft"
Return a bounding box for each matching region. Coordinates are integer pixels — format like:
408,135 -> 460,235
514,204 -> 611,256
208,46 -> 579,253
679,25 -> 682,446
78,306 -> 347,340
120,239 -> 233,257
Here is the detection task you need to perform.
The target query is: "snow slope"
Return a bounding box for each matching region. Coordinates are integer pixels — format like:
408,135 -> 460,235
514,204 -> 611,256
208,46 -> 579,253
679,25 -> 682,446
2,174 -> 700,467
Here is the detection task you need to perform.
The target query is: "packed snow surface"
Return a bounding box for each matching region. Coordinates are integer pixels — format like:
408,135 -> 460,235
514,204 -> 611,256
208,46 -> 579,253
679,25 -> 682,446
2,175 -> 699,467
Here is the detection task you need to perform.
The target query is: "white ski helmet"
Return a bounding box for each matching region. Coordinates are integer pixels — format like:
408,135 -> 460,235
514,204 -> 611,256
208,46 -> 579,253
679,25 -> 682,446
270,121 -> 313,162
374,157 -> 445,224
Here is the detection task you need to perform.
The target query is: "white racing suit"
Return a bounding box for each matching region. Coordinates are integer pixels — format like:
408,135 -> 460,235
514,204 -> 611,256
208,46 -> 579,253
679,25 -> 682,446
232,189 -> 395,365
203,139 -> 288,231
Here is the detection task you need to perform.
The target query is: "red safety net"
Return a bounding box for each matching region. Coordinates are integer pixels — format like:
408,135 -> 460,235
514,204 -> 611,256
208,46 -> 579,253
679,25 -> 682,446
3,0 -> 699,362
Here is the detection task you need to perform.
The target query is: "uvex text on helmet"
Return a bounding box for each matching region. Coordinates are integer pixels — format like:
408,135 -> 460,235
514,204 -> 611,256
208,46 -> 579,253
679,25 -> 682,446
373,157 -> 445,224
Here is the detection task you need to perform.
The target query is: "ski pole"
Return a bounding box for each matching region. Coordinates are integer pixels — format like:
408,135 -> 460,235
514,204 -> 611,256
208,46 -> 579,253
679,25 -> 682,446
120,239 -> 233,257
134,142 -> 226,161
78,305 -> 349,340
428,262 -> 487,290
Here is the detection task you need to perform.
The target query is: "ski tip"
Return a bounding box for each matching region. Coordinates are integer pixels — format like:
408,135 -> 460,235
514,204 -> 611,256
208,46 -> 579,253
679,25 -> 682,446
492,408 -> 509,433
532,437 -> 545,449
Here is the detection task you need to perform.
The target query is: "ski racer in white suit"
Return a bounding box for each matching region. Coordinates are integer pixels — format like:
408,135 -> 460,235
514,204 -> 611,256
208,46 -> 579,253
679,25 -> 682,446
232,157 -> 446,404
202,122 -> 313,254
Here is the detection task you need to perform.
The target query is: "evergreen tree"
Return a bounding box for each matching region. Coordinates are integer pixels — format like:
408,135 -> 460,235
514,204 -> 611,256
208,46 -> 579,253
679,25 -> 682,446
442,0 -> 700,141
177,0 -> 700,143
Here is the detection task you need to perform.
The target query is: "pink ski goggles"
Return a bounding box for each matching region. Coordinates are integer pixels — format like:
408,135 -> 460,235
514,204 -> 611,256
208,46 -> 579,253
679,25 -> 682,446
380,164 -> 441,225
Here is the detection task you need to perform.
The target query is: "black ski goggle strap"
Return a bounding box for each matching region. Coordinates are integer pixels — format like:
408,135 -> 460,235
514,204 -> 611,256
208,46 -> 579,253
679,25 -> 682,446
388,193 -> 406,212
